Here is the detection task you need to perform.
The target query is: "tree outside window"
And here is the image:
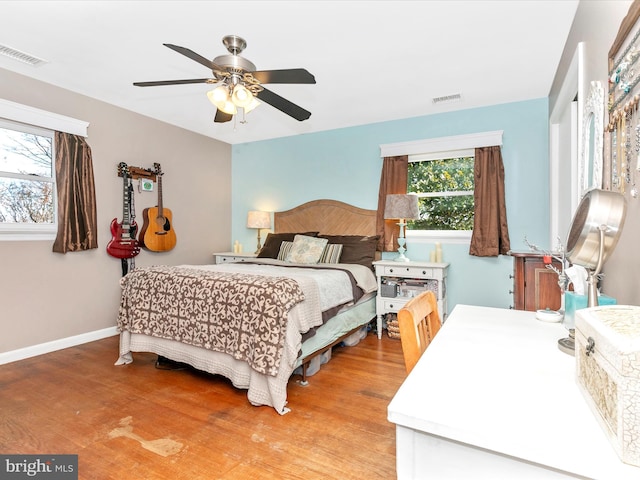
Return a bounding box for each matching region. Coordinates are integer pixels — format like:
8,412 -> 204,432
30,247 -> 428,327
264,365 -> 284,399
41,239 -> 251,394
0,121 -> 55,227
407,155 -> 474,231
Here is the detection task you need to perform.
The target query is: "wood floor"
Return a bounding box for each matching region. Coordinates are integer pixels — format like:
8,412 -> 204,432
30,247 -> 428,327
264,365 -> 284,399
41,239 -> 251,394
0,330 -> 407,479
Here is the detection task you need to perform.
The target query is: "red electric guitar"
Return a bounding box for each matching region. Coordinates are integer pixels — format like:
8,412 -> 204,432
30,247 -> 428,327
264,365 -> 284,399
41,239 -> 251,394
107,162 -> 141,259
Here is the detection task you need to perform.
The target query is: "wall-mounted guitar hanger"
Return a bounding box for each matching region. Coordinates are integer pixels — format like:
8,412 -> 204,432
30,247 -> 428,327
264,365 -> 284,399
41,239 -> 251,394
114,163 -> 177,253
116,165 -> 157,182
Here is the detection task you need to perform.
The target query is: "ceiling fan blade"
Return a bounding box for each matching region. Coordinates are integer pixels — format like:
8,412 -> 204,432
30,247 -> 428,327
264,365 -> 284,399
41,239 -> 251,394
133,78 -> 213,87
214,109 -> 233,123
251,68 -> 316,84
163,43 -> 224,72
256,87 -> 311,121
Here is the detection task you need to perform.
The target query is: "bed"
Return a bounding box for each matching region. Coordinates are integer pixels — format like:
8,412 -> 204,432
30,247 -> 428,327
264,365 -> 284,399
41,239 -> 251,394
115,199 -> 380,414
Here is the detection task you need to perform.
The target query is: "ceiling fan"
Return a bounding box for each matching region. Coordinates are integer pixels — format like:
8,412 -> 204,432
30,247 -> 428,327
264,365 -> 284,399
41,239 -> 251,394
133,35 -> 316,123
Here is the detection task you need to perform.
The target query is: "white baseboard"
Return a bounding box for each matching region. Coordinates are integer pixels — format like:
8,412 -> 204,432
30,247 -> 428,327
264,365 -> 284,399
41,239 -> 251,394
0,326 -> 119,365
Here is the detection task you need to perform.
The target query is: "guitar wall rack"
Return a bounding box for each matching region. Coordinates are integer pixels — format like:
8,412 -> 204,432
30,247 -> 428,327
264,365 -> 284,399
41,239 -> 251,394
116,165 -> 157,182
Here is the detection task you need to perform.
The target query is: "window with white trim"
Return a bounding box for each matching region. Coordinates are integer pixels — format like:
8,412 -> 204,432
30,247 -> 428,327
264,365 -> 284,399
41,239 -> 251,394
380,130 -> 502,241
0,98 -> 87,241
0,118 -> 56,237
408,148 -> 474,232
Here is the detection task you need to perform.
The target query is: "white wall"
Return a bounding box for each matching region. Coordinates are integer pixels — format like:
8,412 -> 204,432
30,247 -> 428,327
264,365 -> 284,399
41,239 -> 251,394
0,68 -> 232,356
549,0 -> 640,305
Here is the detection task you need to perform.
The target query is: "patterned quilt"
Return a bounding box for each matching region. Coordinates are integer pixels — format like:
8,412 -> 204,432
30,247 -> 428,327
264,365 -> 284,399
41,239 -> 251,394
117,265 -> 305,376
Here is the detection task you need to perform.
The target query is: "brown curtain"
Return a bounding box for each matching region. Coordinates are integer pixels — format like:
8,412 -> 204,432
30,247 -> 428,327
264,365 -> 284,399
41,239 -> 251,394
376,155 -> 408,251
469,146 -> 510,257
52,132 -> 98,253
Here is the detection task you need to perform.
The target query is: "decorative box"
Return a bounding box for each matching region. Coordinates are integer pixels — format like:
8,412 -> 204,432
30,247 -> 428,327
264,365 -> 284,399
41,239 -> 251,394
575,305 -> 640,466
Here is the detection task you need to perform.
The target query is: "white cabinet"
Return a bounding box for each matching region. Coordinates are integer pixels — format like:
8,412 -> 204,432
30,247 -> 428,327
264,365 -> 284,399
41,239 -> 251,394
212,252 -> 257,264
373,260 -> 449,339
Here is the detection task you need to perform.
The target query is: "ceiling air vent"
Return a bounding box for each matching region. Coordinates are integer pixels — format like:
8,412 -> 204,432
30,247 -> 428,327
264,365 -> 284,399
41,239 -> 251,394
0,44 -> 47,66
432,93 -> 462,105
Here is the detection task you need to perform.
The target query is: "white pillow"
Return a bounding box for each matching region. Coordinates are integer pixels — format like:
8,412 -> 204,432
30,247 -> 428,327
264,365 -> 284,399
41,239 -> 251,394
285,235 -> 329,264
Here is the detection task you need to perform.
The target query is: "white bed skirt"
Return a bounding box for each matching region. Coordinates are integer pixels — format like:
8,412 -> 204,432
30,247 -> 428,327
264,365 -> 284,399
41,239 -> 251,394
116,296 -> 376,414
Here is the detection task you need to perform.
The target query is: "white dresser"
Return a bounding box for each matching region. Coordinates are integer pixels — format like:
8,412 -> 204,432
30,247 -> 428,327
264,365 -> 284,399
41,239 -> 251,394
388,304 -> 640,479
373,259 -> 448,339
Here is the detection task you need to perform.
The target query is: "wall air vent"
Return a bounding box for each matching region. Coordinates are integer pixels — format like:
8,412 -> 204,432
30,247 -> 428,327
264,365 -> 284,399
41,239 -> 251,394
432,93 -> 462,105
0,44 -> 48,66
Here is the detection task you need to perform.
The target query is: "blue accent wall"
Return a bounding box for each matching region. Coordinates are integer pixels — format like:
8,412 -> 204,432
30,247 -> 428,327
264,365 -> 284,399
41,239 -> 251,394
232,98 -> 550,312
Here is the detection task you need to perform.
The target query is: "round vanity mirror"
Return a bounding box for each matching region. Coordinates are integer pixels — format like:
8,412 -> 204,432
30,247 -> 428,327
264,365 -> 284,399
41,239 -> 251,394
559,188 -> 626,355
566,189 -> 626,270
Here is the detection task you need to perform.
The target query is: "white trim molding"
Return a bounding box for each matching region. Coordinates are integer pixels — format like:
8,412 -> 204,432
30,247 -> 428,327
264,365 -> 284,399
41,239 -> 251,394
0,98 -> 89,137
407,229 -> 472,245
0,327 -> 118,365
380,130 -> 503,157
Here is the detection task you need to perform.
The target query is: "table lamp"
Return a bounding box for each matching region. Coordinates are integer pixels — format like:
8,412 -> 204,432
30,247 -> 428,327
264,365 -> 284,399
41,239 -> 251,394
247,210 -> 271,253
384,194 -> 420,262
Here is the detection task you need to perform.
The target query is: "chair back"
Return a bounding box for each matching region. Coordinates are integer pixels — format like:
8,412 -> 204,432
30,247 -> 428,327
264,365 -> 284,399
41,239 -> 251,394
397,290 -> 441,373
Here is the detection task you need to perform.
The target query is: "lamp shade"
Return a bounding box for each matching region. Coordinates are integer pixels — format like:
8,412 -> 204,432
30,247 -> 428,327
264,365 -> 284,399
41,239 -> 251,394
207,86 -> 229,108
384,194 -> 420,220
243,97 -> 261,113
247,210 -> 271,229
232,84 -> 253,108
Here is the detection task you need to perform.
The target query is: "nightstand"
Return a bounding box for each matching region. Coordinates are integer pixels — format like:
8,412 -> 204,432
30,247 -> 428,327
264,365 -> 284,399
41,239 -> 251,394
213,252 -> 258,264
373,259 -> 449,339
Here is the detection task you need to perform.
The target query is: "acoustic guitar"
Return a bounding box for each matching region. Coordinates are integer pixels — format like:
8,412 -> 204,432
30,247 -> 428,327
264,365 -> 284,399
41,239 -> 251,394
107,163 -> 141,259
139,163 -> 177,252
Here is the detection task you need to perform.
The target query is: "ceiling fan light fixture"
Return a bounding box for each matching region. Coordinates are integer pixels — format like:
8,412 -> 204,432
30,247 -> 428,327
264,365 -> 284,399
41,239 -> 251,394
207,85 -> 230,109
219,99 -> 237,115
243,97 -> 260,114
232,84 -> 253,108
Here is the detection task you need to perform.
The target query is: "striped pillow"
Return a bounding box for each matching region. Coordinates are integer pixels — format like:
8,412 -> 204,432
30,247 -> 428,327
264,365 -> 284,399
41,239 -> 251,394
277,241 -> 294,261
319,243 -> 343,264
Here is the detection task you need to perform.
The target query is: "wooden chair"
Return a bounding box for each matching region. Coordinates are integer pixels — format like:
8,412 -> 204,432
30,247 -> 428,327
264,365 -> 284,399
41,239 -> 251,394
397,290 -> 441,374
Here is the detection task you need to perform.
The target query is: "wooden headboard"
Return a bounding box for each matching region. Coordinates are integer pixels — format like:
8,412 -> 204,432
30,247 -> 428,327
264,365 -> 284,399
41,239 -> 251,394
273,199 -> 377,236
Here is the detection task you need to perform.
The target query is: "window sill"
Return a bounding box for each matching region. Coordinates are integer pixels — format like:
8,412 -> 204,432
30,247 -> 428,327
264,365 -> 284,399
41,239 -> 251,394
0,225 -> 56,241
0,233 -> 56,241
407,230 -> 472,245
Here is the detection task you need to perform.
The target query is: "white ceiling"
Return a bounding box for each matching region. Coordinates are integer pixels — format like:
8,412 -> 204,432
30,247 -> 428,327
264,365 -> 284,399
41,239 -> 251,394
0,1 -> 579,145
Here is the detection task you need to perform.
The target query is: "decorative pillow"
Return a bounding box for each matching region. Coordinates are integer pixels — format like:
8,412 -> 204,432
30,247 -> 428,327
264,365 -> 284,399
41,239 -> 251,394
318,243 -> 343,264
277,241 -> 294,261
257,232 -> 319,258
285,235 -> 329,264
319,235 -> 379,269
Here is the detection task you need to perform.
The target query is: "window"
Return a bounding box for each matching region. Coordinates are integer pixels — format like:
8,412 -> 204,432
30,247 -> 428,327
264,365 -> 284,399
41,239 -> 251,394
380,130 -> 502,243
407,149 -> 474,232
0,98 -> 88,241
0,119 -> 56,238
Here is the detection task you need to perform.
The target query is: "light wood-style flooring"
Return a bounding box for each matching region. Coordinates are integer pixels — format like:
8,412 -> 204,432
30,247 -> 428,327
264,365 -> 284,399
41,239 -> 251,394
0,330 -> 406,479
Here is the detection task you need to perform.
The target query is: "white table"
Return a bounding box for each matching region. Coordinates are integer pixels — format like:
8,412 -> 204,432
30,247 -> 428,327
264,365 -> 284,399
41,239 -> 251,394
387,304 -> 640,479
